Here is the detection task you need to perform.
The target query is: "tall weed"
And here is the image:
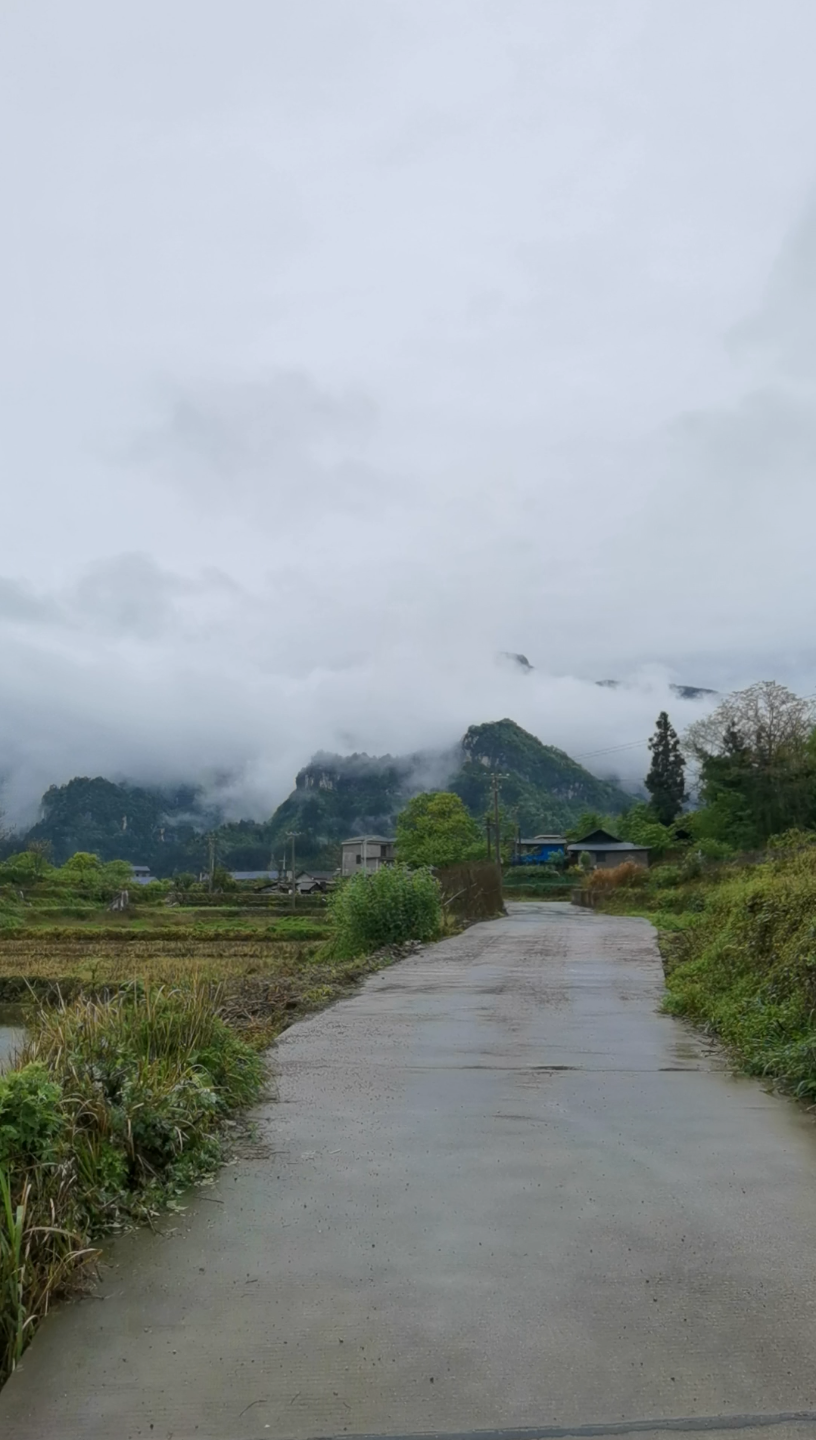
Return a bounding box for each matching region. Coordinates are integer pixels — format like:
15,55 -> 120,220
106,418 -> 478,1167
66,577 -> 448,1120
0,985 -> 264,1385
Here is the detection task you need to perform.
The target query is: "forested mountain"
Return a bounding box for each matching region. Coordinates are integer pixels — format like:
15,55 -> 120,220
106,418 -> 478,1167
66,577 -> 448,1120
22,776 -> 221,872
8,720 -> 634,873
450,719 -> 631,834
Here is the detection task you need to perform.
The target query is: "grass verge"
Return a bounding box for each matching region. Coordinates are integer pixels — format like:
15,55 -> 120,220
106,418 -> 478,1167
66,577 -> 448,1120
0,984 -> 264,1387
589,846 -> 816,1099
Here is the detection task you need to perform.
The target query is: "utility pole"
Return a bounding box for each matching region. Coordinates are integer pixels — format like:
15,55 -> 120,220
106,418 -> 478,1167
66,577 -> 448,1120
207,832 -> 216,892
286,832 -> 298,911
490,773 -> 508,866
485,817 -> 492,861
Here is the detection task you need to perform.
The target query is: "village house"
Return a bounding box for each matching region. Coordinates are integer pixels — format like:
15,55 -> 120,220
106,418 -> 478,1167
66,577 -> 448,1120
340,835 -> 396,877
514,834 -> 567,863
566,827 -> 650,869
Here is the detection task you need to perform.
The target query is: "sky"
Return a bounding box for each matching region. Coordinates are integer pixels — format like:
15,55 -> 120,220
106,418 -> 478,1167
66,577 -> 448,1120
1,0 -> 815,823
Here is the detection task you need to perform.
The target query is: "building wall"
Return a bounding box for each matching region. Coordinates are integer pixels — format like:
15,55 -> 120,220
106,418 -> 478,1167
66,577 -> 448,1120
575,848 -> 649,870
340,842 -> 396,877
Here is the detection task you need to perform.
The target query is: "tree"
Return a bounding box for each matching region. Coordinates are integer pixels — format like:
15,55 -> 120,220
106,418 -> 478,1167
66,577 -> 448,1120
617,802 -> 674,856
684,683 -> 816,847
645,712 -> 687,825
396,792 -> 482,868
684,681 -> 814,766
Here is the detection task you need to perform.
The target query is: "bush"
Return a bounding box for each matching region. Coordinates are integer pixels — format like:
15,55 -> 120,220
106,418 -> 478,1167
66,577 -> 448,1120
0,985 -> 264,1385
647,863 -> 683,890
327,865 -> 442,958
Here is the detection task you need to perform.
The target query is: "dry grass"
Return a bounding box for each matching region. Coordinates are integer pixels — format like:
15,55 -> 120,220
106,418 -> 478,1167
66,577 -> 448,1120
0,936 -> 317,996
587,861 -> 648,892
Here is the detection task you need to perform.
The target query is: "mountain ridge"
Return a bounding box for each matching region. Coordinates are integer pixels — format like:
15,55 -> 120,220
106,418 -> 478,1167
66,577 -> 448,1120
4,719 -> 635,873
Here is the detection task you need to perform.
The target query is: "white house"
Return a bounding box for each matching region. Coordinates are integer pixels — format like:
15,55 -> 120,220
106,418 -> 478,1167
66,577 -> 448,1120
340,835 -> 396,878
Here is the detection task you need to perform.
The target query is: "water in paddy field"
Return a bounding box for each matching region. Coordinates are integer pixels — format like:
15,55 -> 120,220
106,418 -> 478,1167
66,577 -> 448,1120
0,1005 -> 26,1070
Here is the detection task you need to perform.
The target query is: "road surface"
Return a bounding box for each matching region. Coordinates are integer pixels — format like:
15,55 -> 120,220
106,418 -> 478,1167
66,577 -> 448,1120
3,902 -> 816,1440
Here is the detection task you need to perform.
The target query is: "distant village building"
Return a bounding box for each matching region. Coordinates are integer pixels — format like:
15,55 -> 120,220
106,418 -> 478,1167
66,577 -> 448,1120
514,834 -> 567,863
566,828 -> 650,870
294,870 -> 336,894
229,870 -> 279,883
130,865 -> 153,886
340,836 -> 396,878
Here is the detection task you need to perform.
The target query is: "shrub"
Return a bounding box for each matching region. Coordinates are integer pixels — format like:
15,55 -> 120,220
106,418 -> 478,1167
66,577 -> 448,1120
647,863 -> 683,890
327,864 -> 442,958
0,1066 -> 65,1169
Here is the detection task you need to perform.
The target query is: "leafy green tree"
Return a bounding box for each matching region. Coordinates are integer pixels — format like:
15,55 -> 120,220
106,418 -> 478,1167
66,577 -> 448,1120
617,802 -> 675,856
645,712 -> 687,825
566,810 -> 614,841
396,792 -> 482,868
0,851 -> 55,887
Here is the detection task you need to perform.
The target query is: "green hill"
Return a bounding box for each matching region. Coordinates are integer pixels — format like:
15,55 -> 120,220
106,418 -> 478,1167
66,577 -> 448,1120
450,719 -> 631,834
22,776 -> 221,873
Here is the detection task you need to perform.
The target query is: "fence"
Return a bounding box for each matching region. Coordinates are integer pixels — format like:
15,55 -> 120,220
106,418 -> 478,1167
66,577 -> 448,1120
435,862 -> 504,922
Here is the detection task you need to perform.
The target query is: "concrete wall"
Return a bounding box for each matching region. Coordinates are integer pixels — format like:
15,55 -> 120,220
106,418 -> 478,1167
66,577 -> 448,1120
579,849 -> 649,870
340,842 -> 396,877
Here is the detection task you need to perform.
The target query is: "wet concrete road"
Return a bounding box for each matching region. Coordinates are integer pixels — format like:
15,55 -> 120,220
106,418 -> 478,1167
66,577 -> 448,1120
4,902 -> 816,1440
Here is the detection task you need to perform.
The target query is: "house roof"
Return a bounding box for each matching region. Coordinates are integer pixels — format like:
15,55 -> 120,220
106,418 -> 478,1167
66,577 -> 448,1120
571,828 -> 621,845
230,870 -> 279,880
519,835 -> 566,845
340,835 -> 395,845
566,840 -> 650,853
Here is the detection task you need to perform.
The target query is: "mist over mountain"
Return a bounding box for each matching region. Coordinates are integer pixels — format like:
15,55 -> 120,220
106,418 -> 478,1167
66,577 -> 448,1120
5,718 -> 637,875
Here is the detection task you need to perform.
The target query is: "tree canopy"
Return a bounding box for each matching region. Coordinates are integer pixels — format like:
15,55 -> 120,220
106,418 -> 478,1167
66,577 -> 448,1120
684,682 -> 816,848
395,792 -> 482,868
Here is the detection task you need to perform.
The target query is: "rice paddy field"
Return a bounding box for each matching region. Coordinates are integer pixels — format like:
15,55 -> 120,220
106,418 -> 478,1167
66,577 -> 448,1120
0,892 -> 384,1045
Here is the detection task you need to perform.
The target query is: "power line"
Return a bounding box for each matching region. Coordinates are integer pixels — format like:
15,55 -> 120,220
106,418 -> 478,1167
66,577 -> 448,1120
574,689 -> 816,763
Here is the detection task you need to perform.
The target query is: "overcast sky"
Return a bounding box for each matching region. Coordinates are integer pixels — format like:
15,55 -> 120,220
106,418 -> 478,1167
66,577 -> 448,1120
2,1 -> 815,821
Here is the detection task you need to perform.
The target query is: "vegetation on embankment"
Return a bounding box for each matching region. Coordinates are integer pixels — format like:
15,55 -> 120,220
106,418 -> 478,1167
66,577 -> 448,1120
0,985 -> 264,1386
587,839 -> 816,1098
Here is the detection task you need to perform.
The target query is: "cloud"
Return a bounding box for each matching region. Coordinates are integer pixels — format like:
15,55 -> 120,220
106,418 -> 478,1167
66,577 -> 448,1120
0,3 -> 815,824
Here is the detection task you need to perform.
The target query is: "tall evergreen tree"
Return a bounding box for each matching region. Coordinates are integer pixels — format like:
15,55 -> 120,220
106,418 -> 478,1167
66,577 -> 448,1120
646,711 -> 687,825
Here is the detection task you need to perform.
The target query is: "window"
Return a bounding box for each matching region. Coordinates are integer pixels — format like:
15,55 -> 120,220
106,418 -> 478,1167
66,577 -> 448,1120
356,854 -> 361,864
